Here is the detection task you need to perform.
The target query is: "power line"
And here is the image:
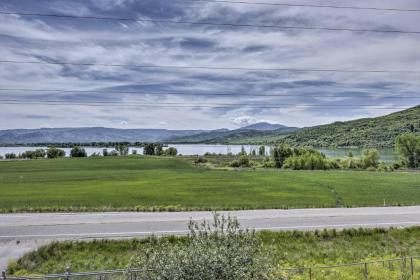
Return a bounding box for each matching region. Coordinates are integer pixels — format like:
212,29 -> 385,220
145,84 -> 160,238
0,88 -> 419,99
0,99 -> 413,109
1,11 -> 419,34
1,60 -> 419,74
180,0 -> 420,12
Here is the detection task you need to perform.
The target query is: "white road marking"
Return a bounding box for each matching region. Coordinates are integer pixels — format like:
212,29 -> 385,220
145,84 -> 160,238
1,221 -> 419,239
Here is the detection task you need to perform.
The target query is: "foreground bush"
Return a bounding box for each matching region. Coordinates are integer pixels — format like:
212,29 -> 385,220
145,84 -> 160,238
283,150 -> 337,170
129,214 -> 273,280
230,155 -> 252,167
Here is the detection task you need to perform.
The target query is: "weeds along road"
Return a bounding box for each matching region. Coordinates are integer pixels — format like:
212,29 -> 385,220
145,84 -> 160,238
1,206 -> 420,270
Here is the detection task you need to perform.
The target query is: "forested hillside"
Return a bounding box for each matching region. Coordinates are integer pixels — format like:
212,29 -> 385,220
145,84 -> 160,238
280,105 -> 420,147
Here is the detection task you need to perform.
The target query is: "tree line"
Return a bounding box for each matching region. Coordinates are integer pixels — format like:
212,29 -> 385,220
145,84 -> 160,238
1,143 -> 179,160
226,133 -> 419,170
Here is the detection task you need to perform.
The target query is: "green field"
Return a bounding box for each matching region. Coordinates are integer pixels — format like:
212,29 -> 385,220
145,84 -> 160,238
8,227 -> 420,278
0,156 -> 420,212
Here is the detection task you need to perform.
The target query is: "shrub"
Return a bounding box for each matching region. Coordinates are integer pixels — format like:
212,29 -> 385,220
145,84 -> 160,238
360,149 -> 379,169
143,143 -> 164,156
272,144 -> 292,168
283,150 -> 333,170
230,155 -> 251,167
194,156 -> 207,164
70,146 -> 87,158
165,147 -> 178,156
129,214 -> 273,280
262,158 -> 275,168
5,153 -> 16,159
377,162 -> 393,172
395,133 -> 420,168
258,146 -> 266,156
115,144 -> 129,156
47,147 -> 66,159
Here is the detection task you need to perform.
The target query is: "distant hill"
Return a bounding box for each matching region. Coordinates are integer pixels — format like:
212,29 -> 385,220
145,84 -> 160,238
280,105 -> 420,147
240,122 -> 287,131
1,106 -> 418,146
0,127 -> 208,144
168,124 -> 299,144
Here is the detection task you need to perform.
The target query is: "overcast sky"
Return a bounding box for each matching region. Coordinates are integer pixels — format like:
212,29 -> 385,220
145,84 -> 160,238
0,0 -> 419,130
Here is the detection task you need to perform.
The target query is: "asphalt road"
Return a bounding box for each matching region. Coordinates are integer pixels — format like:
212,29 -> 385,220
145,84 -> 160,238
1,206 -> 420,270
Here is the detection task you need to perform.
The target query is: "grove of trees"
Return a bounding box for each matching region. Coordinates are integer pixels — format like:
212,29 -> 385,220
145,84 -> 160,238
396,133 -> 420,168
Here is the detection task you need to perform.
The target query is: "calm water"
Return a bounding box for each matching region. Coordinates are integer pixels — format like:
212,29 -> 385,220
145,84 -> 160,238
0,145 -> 399,162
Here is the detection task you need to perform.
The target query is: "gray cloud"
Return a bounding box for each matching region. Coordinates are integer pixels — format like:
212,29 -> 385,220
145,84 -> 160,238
0,0 -> 419,129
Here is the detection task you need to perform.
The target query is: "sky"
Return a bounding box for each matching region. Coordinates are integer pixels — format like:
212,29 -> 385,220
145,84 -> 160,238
0,0 -> 419,130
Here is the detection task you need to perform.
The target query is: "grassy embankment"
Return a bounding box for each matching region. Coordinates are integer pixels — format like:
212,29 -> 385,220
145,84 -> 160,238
8,227 -> 420,278
0,156 -> 419,212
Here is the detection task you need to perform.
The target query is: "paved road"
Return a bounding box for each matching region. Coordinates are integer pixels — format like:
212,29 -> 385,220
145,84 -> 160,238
1,206 -> 420,270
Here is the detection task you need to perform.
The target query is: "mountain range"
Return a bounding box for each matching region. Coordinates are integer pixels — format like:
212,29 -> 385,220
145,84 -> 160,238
1,105 -> 419,147
0,122 -> 293,144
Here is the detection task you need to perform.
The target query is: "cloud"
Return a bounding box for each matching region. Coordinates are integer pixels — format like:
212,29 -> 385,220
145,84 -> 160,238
231,116 -> 257,126
0,0 -> 419,129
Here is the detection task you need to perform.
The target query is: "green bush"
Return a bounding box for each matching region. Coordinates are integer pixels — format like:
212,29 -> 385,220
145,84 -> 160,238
46,147 -> 66,159
395,133 -> 420,168
272,144 -> 292,168
230,155 -> 251,167
5,153 -> 17,159
70,146 -> 87,158
165,147 -> 178,156
129,214 -> 273,280
360,149 -> 379,169
283,150 -> 335,170
194,156 -> 207,164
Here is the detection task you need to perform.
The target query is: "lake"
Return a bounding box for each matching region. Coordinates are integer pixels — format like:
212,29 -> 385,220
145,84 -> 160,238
0,144 -> 399,162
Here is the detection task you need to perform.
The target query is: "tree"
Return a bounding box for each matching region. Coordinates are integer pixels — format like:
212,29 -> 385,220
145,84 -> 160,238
5,153 -> 17,159
129,214 -> 273,280
238,146 -> 247,156
115,144 -> 129,156
360,149 -> 379,169
396,133 -> 420,168
143,143 -> 155,155
258,146 -> 265,156
165,147 -> 178,156
70,146 -> 87,157
154,144 -> 163,156
272,144 -> 292,168
47,147 -> 66,159
33,149 -> 46,158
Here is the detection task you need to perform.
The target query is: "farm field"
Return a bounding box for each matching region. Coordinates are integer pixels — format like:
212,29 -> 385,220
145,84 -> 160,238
8,227 -> 420,278
0,156 -> 419,212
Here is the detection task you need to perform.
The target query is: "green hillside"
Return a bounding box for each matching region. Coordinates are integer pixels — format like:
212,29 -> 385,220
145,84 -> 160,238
280,105 -> 420,147
169,127 -> 298,144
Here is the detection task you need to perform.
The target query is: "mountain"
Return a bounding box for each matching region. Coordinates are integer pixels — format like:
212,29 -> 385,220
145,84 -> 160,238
168,125 -> 299,144
0,127 -> 208,144
0,122 -> 296,145
279,105 -> 420,147
240,122 -> 287,131
1,106 -> 418,146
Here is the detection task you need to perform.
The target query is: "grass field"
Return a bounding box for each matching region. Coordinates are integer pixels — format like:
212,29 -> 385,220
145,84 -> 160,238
8,227 -> 420,277
0,156 -> 420,212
